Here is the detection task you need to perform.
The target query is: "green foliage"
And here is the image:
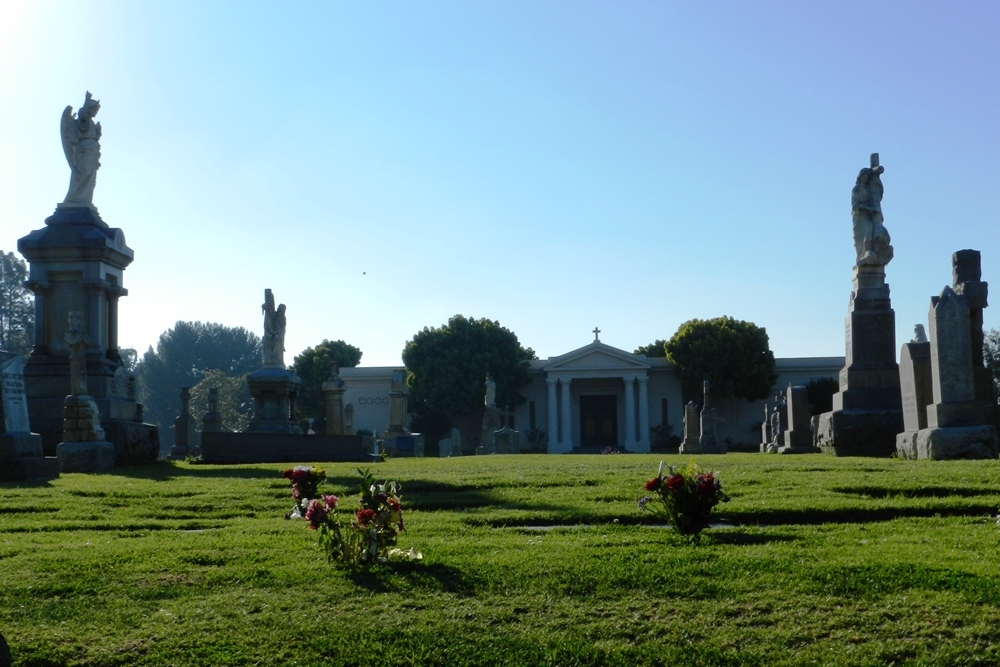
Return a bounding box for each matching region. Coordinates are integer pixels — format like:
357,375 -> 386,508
805,376 -> 840,415
290,339 -> 362,420
0,250 -> 34,358
188,369 -> 254,433
984,328 -> 1000,403
4,456 -> 1000,666
135,321 -> 261,447
634,339 -> 667,357
403,314 -> 536,422
664,316 -> 777,403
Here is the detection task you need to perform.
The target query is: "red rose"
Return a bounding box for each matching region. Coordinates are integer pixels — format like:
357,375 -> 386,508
644,477 -> 663,491
665,475 -> 685,491
356,509 -> 377,526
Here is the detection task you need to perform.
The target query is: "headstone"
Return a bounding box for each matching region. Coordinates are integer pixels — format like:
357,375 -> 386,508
778,385 -> 821,454
246,289 -> 302,434
170,387 -> 197,459
759,400 -> 772,452
201,387 -> 222,433
816,153 -> 903,456
344,402 -> 355,435
56,313 -> 116,473
695,380 -> 726,454
0,354 -> 59,481
494,426 -> 520,454
897,252 -> 998,460
678,401 -> 701,453
765,396 -> 788,453
898,341 -> 932,432
438,427 -> 460,457
322,364 -> 346,435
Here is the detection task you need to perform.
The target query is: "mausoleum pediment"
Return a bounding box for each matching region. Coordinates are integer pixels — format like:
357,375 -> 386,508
545,341 -> 651,374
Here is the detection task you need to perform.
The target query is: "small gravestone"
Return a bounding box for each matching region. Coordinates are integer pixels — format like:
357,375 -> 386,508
778,385 -> 821,454
1,354 -> 59,481
201,387 -> 222,433
495,426 -> 520,454
439,427 -> 460,457
678,400 -> 701,453
170,387 -> 197,459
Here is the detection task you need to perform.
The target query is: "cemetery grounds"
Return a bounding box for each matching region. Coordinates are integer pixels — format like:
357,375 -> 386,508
2,454 -> 1000,666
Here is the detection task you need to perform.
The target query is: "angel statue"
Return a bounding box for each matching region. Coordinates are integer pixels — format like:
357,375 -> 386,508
261,289 -> 287,368
60,91 -> 102,206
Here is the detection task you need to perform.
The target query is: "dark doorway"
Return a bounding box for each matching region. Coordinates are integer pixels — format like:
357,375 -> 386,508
580,395 -> 617,448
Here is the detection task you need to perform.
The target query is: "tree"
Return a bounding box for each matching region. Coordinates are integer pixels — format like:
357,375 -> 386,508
189,369 -> 254,433
0,251 -> 34,358
634,340 -> 667,357
664,316 -> 777,403
402,315 -> 536,424
291,339 -> 363,420
135,321 -> 261,446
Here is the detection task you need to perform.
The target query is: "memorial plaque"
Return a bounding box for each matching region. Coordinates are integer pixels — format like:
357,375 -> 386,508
1,356 -> 31,434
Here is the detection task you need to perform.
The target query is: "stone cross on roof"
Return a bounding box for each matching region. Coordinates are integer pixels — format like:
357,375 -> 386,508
593,327 -> 601,342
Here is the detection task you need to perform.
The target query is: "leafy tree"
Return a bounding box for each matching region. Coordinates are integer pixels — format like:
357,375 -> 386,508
135,321 -> 261,446
189,369 -> 254,433
291,339 -> 363,420
402,315 -> 536,424
984,329 -> 1000,403
0,251 -> 34,358
664,316 -> 777,403
634,340 -> 667,357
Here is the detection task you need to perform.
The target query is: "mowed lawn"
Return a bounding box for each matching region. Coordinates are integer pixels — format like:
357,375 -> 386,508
2,454 -> 1000,666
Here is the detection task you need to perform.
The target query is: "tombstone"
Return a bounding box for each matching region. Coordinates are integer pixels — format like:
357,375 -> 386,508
344,402 -> 355,436
201,387 -> 222,433
246,289 -> 303,434
696,380 -> 726,454
897,261 -> 997,460
759,400 -> 772,452
495,426 -> 520,454
764,396 -> 788,453
779,385 -> 821,454
678,401 -> 701,453
17,93 -> 158,461
56,313 -> 116,473
816,153 -> 903,456
0,354 -> 59,481
897,337 -> 932,435
438,427 -> 461,457
170,387 -> 197,459
322,364 -> 346,435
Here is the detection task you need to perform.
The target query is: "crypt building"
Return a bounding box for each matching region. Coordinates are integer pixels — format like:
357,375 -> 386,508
340,333 -> 843,453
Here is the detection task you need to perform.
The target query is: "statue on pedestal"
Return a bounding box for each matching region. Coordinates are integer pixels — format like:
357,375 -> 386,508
851,153 -> 893,267
60,92 -> 102,206
261,289 -> 286,368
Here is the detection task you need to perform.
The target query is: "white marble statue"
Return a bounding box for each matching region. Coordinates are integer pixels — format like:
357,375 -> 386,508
261,289 -> 286,367
851,153 -> 893,267
912,324 -> 928,344
61,92 -> 102,206
484,373 -> 496,407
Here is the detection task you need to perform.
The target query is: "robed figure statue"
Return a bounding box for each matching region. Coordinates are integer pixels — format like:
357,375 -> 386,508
261,289 -> 287,368
61,92 -> 102,206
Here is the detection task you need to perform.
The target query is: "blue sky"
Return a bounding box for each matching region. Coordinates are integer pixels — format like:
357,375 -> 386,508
2,2 -> 999,367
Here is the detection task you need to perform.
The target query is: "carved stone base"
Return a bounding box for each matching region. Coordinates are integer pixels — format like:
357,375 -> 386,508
57,440 -> 116,473
895,425 -> 998,460
246,368 -> 303,434
815,409 -> 903,457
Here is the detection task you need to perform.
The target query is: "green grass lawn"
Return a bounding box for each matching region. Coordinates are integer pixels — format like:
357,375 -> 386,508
3,454 -> 1000,666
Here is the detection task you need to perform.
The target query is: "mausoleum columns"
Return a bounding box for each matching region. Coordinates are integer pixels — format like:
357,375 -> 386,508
560,378 -> 572,451
637,376 -> 650,452
624,376 -> 637,450
546,379 -> 559,453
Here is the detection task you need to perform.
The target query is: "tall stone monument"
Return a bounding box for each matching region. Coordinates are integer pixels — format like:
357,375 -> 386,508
17,93 -> 158,462
246,290 -> 302,434
815,154 -> 903,456
322,363 -> 347,436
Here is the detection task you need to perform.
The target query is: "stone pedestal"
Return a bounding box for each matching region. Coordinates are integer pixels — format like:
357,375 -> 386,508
18,205 -> 158,461
201,387 -> 222,433
322,379 -> 346,435
817,264 -> 903,456
169,387 -> 198,459
57,394 -> 115,472
246,367 -> 302,434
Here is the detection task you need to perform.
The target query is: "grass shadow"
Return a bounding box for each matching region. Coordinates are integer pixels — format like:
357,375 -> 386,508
724,504 -> 998,526
348,562 -> 476,596
832,485 -> 999,499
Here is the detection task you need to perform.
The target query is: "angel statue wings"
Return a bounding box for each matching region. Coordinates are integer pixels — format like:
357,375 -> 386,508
61,91 -> 102,206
